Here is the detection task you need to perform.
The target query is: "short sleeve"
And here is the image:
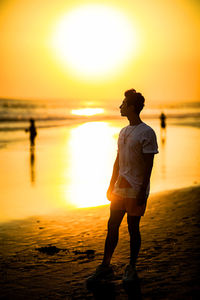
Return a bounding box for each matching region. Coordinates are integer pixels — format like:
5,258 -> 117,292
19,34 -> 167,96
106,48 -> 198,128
141,129 -> 159,154
117,127 -> 125,153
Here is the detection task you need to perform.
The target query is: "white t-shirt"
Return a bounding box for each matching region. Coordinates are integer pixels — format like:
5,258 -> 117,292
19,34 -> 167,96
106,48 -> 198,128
116,122 -> 158,195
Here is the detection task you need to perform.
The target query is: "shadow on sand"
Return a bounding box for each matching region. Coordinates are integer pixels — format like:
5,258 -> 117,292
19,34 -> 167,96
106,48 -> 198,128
86,275 -> 142,300
123,277 -> 142,300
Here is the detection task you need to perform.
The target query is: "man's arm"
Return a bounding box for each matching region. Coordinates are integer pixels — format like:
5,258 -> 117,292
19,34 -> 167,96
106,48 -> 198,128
106,153 -> 119,201
137,153 -> 155,205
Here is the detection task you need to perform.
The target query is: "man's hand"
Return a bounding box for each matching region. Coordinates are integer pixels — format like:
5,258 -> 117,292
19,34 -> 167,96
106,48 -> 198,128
106,186 -> 113,201
136,188 -> 147,206
107,154 -> 119,201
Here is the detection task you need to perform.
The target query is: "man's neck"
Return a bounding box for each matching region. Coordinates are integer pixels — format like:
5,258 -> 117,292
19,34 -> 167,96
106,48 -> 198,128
128,114 -> 142,126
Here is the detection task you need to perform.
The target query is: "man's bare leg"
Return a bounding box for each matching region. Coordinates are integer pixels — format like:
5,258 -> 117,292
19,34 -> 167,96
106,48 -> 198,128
127,215 -> 141,266
102,210 -> 125,265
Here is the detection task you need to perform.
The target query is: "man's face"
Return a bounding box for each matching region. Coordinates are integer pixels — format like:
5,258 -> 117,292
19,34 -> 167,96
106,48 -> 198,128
119,98 -> 134,116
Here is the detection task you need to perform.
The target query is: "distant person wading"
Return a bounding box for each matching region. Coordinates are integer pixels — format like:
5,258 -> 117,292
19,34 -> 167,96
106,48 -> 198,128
160,112 -> 166,129
26,119 -> 37,147
160,112 -> 167,142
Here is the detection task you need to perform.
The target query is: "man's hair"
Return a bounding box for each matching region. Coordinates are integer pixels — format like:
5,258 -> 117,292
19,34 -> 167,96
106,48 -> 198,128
124,89 -> 145,115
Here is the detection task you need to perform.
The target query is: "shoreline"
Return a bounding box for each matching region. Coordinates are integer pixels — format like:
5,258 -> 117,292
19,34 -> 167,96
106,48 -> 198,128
1,185 -> 200,299
0,183 -> 199,226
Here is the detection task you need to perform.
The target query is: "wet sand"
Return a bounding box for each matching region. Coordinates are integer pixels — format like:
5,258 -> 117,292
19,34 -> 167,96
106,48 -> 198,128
0,185 -> 200,299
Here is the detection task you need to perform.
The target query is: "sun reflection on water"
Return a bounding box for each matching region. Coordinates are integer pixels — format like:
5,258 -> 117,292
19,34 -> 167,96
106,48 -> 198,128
71,108 -> 104,116
66,122 -> 119,208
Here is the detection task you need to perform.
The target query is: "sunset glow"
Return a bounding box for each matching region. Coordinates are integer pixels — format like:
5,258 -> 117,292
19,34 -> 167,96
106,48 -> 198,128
0,0 -> 199,103
52,4 -> 137,79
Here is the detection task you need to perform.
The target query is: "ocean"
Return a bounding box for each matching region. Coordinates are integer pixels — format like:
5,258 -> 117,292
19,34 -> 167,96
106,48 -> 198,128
1,98 -> 200,131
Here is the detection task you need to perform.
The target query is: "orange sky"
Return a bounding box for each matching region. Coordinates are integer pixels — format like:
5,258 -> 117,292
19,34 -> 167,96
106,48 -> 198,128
0,0 -> 199,106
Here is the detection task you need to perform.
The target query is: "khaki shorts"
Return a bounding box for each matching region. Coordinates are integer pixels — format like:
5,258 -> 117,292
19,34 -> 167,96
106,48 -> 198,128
110,176 -> 147,216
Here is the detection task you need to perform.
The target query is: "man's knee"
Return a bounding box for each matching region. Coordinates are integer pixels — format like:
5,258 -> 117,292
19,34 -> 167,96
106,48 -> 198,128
107,210 -> 125,233
127,216 -> 140,236
128,225 -> 140,237
107,218 -> 120,233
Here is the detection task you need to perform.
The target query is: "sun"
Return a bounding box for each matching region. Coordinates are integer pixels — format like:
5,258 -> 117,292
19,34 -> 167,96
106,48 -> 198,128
51,4 -> 138,79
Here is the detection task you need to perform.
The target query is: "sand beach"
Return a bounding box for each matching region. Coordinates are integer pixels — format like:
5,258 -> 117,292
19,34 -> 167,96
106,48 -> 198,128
0,185 -> 200,299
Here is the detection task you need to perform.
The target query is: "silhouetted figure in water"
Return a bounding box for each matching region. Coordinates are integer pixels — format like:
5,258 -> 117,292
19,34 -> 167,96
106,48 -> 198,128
26,119 -> 37,147
160,112 -> 166,129
160,112 -> 166,143
87,89 -> 158,286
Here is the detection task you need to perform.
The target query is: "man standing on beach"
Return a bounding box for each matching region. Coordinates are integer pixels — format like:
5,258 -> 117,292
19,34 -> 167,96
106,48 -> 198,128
88,89 -> 158,283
